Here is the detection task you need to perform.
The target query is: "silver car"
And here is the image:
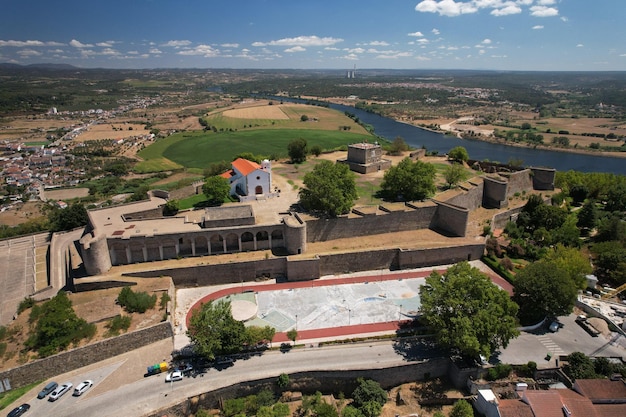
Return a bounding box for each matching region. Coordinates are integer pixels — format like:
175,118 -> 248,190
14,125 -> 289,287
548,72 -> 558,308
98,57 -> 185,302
48,382 -> 73,401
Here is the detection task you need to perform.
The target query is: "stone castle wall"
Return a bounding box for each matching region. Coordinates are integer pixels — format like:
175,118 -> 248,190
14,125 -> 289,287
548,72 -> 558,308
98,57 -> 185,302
148,358 -> 452,417
127,244 -> 485,284
531,167 -> 556,190
441,179 -> 485,211
0,322 -> 173,389
482,176 -> 509,208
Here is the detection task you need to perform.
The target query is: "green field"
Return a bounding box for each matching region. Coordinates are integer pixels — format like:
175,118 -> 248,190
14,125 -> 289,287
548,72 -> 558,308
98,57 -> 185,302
134,103 -> 377,172
137,129 -> 374,172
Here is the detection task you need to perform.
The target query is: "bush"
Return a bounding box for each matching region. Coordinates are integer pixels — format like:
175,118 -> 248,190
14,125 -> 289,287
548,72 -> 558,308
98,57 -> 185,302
106,315 -> 132,336
277,373 -> 290,388
160,292 -> 171,310
486,363 -> 512,381
17,297 -> 35,315
117,286 -> 157,314
0,325 -> 6,341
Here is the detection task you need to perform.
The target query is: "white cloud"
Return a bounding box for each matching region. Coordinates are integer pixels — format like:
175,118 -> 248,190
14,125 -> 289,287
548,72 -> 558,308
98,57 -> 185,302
0,40 -> 50,47
408,31 -> 424,37
17,49 -> 42,57
177,44 -> 219,57
161,40 -> 192,48
344,47 -> 366,54
530,6 -> 559,17
48,49 -> 65,53
128,51 -> 139,55
416,38 -> 430,45
532,25 -> 544,30
324,47 -> 340,51
415,0 -> 478,17
491,4 -> 522,16
576,44 -> 584,48
252,35 -> 343,47
221,43 -> 239,48
376,52 -> 412,59
101,48 -> 120,56
340,53 -> 359,60
415,1 -> 559,18
70,39 -> 94,48
369,40 -> 389,46
149,48 -> 162,54
284,46 -> 306,53
432,28 -> 440,35
96,42 -> 114,47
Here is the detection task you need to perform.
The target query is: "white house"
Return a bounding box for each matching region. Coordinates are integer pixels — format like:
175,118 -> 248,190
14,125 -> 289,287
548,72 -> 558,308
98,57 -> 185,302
220,158 -> 273,202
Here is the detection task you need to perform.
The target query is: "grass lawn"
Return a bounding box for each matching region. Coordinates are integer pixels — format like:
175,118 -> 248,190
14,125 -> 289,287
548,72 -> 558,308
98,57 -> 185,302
0,381 -> 40,410
139,129 -> 373,171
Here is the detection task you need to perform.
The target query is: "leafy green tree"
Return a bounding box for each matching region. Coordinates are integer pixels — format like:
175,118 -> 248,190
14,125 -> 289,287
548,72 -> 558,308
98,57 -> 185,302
595,213 -> 626,243
605,183 -> 626,212
203,175 -> 231,206
299,161 -> 357,217
187,299 -> 247,360
542,244 -> 592,289
273,402 -> 290,417
577,200 -> 598,231
310,144 -> 323,157
388,136 -> 409,155
450,399 -> 474,417
419,262 -> 519,358
286,328 -> 298,343
48,202 -> 89,232
300,114 -> 309,122
448,146 -> 469,163
513,260 -> 579,324
117,286 -> 157,313
569,184 -> 589,204
288,138 -> 308,163
341,405 -> 364,417
162,199 -> 179,216
590,241 -> 626,285
443,163 -> 468,189
25,291 -> 96,357
314,402 -> 339,417
359,401 -> 382,417
379,158 -> 436,202
351,378 -> 387,409
563,352 -> 597,380
245,325 -> 276,346
204,160 -> 231,177
277,373 -> 290,388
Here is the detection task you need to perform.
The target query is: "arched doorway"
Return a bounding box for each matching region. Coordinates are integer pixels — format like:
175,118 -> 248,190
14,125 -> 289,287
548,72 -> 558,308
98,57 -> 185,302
255,185 -> 263,195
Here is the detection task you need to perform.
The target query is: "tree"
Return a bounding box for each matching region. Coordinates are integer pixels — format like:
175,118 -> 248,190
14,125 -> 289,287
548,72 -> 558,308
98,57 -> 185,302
204,160 -> 231,178
351,378 -> 387,409
443,163 -> 468,189
450,399 -> 474,417
187,299 -> 247,360
300,114 -> 309,122
513,260 -> 579,324
448,146 -> 469,163
288,138 -> 308,163
419,262 -> 519,358
388,136 -> 409,155
25,291 -> 96,357
379,158 -> 436,202
563,352 -> 597,380
48,202 -> 89,232
286,328 -> 298,343
162,199 -> 179,216
117,286 -> 157,313
577,200 -> 598,230
542,244 -> 592,290
310,144 -> 323,157
203,175 -> 231,206
299,160 -> 357,217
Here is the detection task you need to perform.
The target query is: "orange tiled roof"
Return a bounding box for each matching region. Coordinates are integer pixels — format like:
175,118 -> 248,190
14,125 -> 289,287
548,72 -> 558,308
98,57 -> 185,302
232,158 -> 260,176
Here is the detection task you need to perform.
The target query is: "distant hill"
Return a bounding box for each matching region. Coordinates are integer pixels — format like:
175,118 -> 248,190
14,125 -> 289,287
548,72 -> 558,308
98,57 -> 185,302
0,62 -> 79,70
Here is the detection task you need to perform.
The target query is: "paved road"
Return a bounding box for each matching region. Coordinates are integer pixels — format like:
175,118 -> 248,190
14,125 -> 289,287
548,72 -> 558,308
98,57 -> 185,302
17,340 -> 435,417
497,313 -> 626,365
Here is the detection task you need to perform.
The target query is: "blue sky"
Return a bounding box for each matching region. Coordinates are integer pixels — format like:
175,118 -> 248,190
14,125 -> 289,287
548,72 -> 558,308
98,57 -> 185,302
1,0 -> 625,71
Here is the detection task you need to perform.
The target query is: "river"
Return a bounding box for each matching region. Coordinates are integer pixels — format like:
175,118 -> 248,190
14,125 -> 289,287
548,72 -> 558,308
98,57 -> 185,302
272,96 -> 626,175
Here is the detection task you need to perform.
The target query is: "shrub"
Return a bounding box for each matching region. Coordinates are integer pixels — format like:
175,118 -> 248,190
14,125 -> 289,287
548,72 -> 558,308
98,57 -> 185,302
0,325 -> 6,341
486,363 -> 512,381
106,315 -> 132,336
159,292 -> 171,310
0,342 -> 6,357
277,373 -> 290,388
17,297 -> 35,315
117,286 -> 157,314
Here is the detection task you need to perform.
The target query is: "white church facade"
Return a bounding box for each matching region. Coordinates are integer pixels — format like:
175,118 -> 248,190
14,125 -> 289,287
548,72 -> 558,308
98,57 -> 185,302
220,158 -> 275,202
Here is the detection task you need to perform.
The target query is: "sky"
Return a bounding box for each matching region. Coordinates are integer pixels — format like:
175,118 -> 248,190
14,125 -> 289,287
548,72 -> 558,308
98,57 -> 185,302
1,0 -> 625,71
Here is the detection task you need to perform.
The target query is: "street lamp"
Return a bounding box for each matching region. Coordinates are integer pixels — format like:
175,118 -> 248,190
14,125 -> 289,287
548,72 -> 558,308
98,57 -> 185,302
295,314 -> 298,330
348,308 -> 351,326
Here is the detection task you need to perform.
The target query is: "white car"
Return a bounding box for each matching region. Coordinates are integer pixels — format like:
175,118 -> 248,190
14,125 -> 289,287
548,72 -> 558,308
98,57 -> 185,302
73,380 -> 93,396
48,382 -> 73,401
165,371 -> 183,382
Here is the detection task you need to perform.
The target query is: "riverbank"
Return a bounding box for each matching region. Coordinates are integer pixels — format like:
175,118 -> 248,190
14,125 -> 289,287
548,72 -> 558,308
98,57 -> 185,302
313,96 -> 626,161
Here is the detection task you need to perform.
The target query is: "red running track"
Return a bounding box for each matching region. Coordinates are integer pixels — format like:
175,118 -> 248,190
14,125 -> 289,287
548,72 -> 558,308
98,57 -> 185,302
185,267 -> 513,343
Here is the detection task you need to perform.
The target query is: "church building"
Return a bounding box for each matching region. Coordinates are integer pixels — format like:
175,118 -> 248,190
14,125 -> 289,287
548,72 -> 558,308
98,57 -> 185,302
220,158 -> 273,202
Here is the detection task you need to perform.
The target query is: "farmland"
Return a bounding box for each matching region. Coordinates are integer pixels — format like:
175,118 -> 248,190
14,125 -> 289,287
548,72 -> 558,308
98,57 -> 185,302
135,103 -> 375,172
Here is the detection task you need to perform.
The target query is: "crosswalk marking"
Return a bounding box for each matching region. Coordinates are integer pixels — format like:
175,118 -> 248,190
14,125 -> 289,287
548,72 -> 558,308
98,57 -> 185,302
537,335 -> 565,356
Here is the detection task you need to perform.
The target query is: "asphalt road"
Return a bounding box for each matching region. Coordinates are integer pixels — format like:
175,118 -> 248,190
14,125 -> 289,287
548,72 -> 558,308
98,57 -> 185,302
18,340 -> 434,417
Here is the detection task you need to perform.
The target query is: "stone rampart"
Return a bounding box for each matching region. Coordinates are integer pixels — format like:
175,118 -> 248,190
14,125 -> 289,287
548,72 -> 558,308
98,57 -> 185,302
0,322 -> 173,389
504,169 -> 533,198
305,204 -> 437,243
482,176 -> 509,208
530,167 -> 556,190
430,201 -> 469,237
441,179 -> 484,211
148,357 -> 451,417
126,244 -> 485,284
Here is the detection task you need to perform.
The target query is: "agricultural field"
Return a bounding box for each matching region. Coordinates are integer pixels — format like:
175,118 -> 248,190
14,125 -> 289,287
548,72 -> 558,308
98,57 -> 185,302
136,103 -> 375,172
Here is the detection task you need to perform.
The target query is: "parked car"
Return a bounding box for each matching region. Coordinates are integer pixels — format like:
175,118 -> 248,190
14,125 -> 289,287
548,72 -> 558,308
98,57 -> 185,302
48,382 -> 73,401
37,381 -> 58,399
73,380 -> 93,396
7,404 -> 30,417
549,321 -> 560,332
165,371 -> 183,382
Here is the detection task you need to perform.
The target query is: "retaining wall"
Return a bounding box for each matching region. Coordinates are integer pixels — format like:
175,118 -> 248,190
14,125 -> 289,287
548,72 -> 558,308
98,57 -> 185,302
148,357 -> 451,417
0,322 -> 173,389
